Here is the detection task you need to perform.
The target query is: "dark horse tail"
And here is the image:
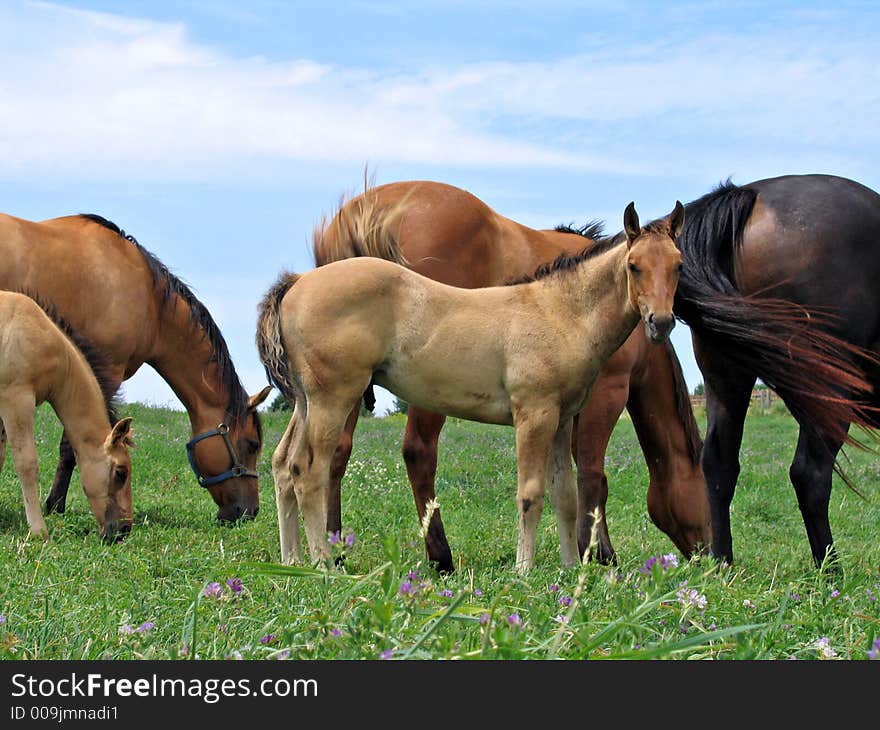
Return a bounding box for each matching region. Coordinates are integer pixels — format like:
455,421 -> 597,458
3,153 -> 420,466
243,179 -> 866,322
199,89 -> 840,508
256,271 -> 300,403
311,185 -> 412,413
674,180 -> 878,449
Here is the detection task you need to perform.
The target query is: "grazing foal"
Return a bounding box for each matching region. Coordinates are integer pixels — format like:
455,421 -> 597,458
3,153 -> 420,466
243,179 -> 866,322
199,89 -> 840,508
0,292 -> 134,542
257,201 -> 685,572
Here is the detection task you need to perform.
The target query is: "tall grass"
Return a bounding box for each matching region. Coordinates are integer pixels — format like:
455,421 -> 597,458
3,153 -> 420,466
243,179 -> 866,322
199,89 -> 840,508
0,403 -> 877,660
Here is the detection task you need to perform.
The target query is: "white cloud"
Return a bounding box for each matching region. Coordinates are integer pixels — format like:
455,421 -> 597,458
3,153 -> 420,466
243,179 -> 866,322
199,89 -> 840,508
1,2 -> 876,183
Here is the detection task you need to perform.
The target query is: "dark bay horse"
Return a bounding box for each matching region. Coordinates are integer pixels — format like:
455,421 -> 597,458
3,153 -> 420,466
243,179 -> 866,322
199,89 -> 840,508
314,181 -> 709,572
0,213 -> 271,523
258,199 -> 686,571
673,173 -> 880,567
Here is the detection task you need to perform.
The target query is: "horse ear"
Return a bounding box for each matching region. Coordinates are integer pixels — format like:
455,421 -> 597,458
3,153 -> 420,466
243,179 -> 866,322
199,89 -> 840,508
109,417 -> 135,448
668,200 -> 685,239
623,201 -> 640,246
248,385 -> 273,410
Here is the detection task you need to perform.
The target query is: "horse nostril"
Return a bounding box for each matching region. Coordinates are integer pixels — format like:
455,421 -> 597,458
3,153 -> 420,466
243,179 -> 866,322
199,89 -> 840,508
647,312 -> 655,324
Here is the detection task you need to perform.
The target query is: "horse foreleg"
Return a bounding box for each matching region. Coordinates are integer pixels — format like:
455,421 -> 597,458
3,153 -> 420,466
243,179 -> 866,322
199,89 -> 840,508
694,337 -> 755,566
572,371 -> 629,564
44,430 -> 75,515
0,395 -> 48,540
513,406 -> 559,573
402,407 -> 454,574
548,418 -> 579,567
272,412 -> 303,565
0,418 -> 6,475
327,402 -> 360,537
789,424 -> 846,570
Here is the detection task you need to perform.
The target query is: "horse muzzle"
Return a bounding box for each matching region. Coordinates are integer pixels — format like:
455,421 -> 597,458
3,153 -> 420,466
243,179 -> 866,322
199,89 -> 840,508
645,312 -> 676,344
101,520 -> 131,544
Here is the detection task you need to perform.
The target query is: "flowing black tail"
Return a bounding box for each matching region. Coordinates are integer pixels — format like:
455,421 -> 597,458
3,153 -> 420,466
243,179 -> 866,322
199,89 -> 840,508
674,180 -> 878,449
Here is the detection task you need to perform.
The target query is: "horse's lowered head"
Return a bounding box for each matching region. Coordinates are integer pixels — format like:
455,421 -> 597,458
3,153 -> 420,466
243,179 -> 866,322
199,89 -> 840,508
187,386 -> 272,524
623,200 -> 685,344
75,416 -> 135,543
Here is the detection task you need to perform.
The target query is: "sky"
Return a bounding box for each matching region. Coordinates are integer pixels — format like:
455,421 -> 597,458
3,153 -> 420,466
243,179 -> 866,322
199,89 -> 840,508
1,0 -> 878,415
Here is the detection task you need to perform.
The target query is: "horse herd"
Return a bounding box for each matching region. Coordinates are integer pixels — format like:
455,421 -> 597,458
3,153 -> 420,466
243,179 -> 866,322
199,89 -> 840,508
1,173 -> 879,574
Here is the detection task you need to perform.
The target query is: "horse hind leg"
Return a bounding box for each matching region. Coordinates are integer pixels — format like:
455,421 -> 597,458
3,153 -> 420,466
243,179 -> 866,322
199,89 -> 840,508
402,407 -> 454,574
789,424 -> 845,570
272,410 -> 304,565
326,400 -> 361,540
44,430 -> 76,515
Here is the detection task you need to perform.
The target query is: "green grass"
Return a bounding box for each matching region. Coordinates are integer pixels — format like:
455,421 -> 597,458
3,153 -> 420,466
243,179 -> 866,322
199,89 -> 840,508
0,402 -> 878,660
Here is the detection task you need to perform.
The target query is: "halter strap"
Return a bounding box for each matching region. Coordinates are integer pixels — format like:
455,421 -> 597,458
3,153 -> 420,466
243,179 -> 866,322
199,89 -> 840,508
185,423 -> 258,488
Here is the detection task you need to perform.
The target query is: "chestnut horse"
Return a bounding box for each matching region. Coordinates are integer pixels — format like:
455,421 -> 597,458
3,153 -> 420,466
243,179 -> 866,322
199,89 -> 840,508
0,213 -> 271,523
0,292 -> 134,542
257,200 -> 685,572
315,180 -> 709,573
673,174 -> 880,568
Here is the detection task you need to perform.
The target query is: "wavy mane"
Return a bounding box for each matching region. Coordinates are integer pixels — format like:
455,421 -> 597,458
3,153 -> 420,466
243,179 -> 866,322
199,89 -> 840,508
79,214 -> 252,426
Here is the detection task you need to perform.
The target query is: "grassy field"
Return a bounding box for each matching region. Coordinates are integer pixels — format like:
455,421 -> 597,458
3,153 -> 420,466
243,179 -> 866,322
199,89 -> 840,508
0,401 -> 878,660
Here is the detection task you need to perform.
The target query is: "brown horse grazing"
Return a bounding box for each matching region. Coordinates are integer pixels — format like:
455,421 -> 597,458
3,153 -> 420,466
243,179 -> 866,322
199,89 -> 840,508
672,174 -> 880,568
315,181 -> 710,572
0,292 -> 134,542
0,213 -> 272,523
257,200 -> 685,572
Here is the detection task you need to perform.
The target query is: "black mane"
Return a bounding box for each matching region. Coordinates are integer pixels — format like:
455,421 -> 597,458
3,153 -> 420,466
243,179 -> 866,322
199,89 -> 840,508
24,291 -> 121,425
79,214 -> 251,425
506,220 -> 621,286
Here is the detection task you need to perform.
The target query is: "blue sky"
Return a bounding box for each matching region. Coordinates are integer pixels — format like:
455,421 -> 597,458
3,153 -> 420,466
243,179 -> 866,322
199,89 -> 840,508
2,1 -> 878,414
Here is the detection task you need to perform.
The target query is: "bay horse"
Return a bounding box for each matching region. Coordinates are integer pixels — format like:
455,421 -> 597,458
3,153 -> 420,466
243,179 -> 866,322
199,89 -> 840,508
0,213 -> 272,523
0,291 -> 134,542
673,173 -> 880,568
257,200 -> 685,572
315,180 -> 709,573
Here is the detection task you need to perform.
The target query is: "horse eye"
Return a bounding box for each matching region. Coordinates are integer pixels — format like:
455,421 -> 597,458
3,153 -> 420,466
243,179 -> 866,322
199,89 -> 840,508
628,262 -> 640,274
247,440 -> 260,454
115,466 -> 129,483
676,263 -> 683,273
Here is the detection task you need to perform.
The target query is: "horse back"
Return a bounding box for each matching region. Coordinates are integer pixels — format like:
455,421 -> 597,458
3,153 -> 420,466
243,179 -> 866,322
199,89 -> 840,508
0,213 -> 158,367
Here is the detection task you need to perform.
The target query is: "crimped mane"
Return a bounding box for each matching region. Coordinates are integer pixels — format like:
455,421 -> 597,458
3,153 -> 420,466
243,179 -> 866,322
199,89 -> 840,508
22,290 -> 121,425
672,180 -> 880,451
256,271 -> 300,401
313,187 -> 411,267
79,214 -> 252,427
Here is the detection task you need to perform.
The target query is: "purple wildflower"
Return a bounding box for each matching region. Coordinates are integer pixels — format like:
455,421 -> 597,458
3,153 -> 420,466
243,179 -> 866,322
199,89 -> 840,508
275,649 -> 291,660
379,649 -> 393,660
136,621 -> 155,633
829,589 -> 840,599
554,614 -> 568,624
867,638 -> 880,660
226,578 -> 243,595
558,595 -> 572,607
549,584 -> 560,593
815,637 -> 837,659
407,571 -> 420,581
327,531 -> 341,546
438,589 -> 454,598
399,581 -> 415,596
344,532 -> 356,548
0,615 -> 5,625
507,613 -> 522,628
119,624 -> 135,635
677,586 -> 708,610
203,582 -> 223,599
742,599 -> 756,609
867,588 -> 876,602
789,592 -> 801,602
479,613 -> 490,626
474,589 -> 483,597
260,634 -> 277,645
330,628 -> 342,637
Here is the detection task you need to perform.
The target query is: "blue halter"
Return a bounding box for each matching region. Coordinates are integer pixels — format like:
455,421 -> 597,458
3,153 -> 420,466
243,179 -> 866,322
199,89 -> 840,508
185,423 -> 258,488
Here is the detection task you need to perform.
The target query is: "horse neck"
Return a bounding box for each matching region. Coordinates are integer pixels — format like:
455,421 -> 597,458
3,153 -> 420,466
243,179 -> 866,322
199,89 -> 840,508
545,242 -> 638,347
49,345 -> 112,458
148,294 -> 241,434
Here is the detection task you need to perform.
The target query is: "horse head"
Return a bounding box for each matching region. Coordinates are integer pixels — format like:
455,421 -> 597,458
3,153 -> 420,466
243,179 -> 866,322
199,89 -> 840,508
623,201 -> 684,344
